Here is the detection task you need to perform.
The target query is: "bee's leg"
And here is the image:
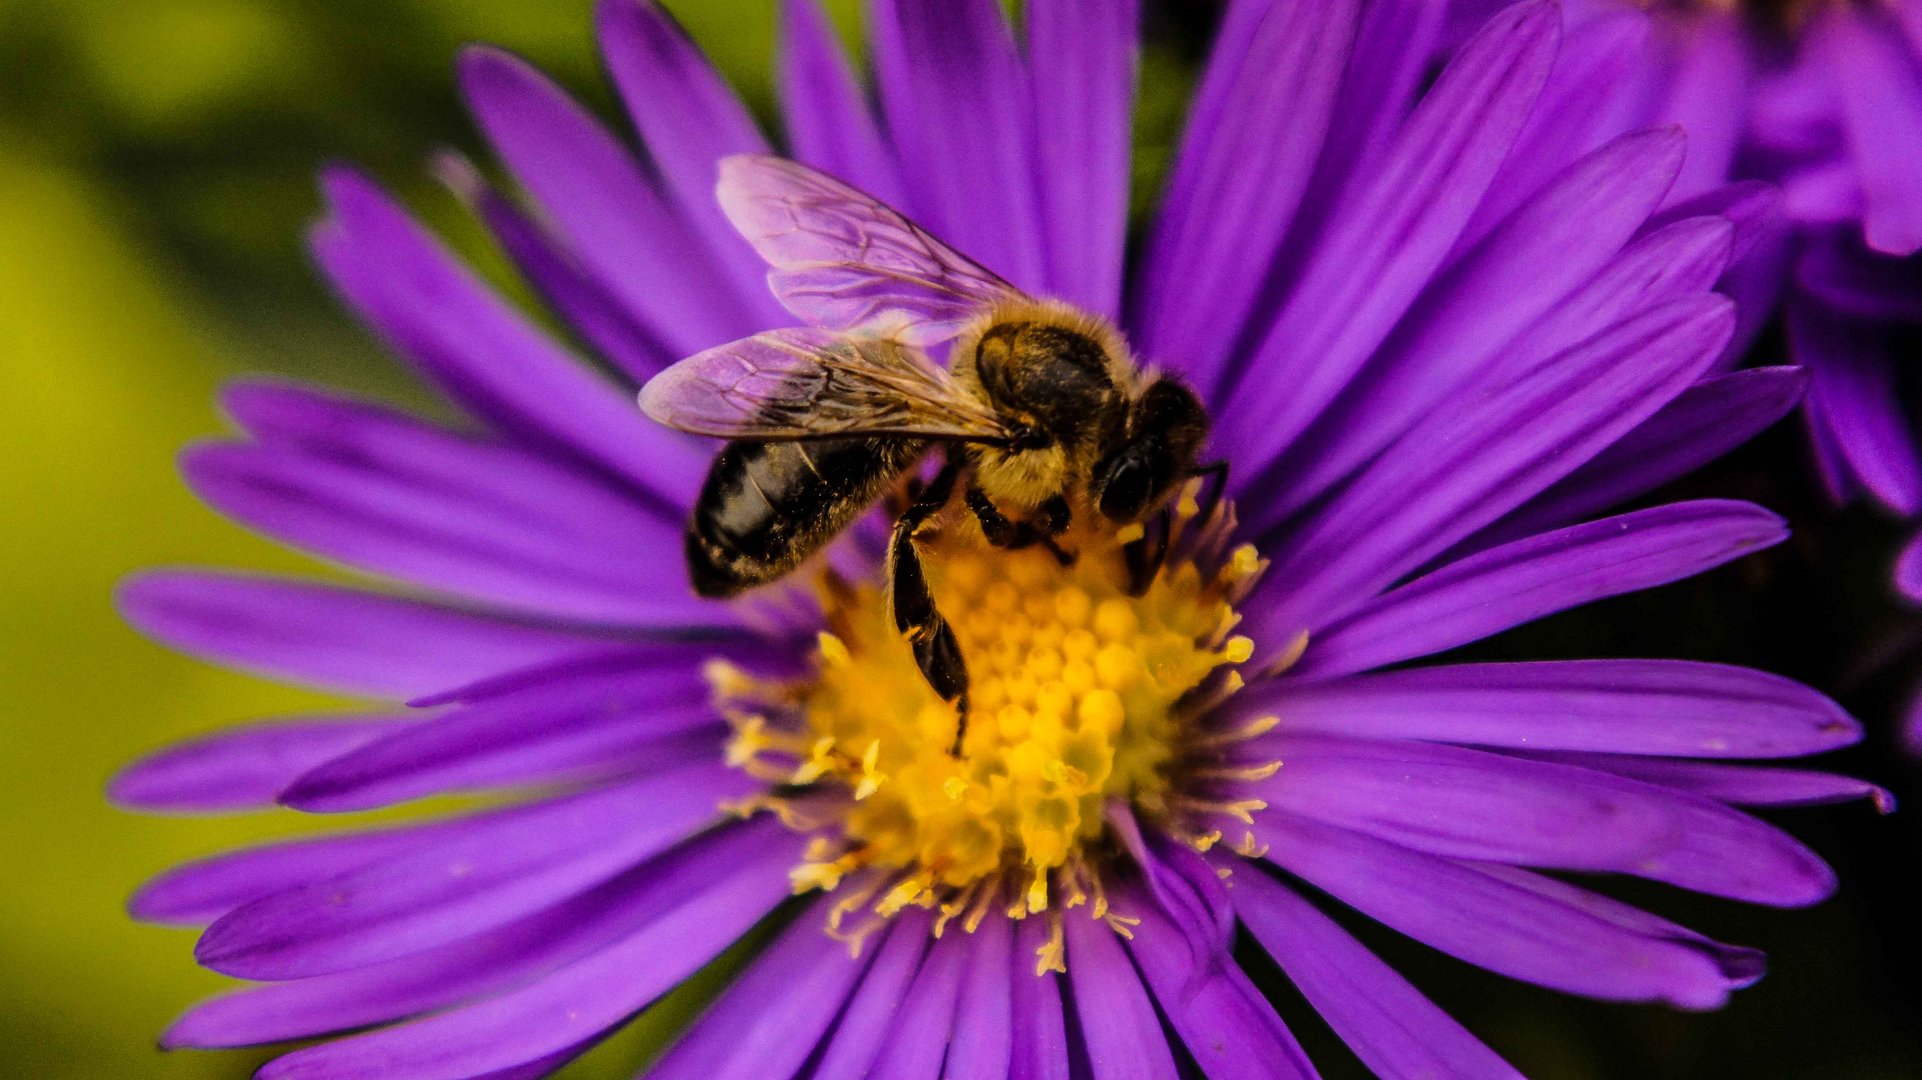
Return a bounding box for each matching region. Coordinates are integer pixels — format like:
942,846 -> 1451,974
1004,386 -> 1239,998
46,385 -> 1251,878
1124,506 -> 1174,597
967,485 -> 1075,567
1039,494 -> 1071,536
889,459 -> 971,753
1189,460 -> 1230,524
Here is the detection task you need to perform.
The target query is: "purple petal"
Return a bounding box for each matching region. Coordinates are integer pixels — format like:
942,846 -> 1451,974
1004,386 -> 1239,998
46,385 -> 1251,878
279,647 -> 731,811
1131,0 -> 1359,387
1791,296 -> 1922,514
110,715 -> 411,813
1230,866 -> 1522,1080
1234,734 -> 1687,871
1258,659 -> 1861,759
776,0 -> 909,207
1254,813 -> 1753,1008
312,168 -> 710,509
867,919 -> 970,1079
1027,0 -> 1138,316
647,898 -> 867,1080
943,913 -> 1015,1080
1250,295 -> 1734,641
131,813 -> 491,928
1468,367 -> 1807,551
871,0 -> 1047,288
1292,500 -> 1787,679
1796,230 -> 1922,322
164,821 -> 790,1049
1268,127 -> 1689,517
440,156 -> 670,383
255,819 -> 801,1080
179,424 -> 718,630
809,909 -> 935,1078
117,571 -> 617,699
596,0 -> 781,310
1064,912 -> 1179,1080
456,47 -> 761,355
1011,917 -> 1071,1080
1455,7 -> 1648,248
1216,0 -> 1559,467
196,763 -> 751,979
1531,752 -> 1893,813
1120,881 -> 1317,1080
1647,9 -> 1753,203
1898,529 -> 1922,601
1815,4 -> 1922,255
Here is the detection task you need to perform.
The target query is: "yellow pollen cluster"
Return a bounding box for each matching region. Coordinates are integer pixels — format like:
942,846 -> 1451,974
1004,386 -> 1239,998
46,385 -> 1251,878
718,491 -> 1271,965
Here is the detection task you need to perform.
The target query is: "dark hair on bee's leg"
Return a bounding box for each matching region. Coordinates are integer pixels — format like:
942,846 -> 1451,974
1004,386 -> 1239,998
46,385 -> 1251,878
887,455 -> 972,755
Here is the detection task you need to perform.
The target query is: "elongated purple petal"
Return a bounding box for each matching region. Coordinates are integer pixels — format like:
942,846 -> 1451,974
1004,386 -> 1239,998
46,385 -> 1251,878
1270,127 -> 1688,516
179,433 -> 713,630
1522,753 -> 1893,812
1792,297 -> 1922,514
313,168 -> 710,509
1457,7 -> 1648,247
943,912 -> 1014,1080
1469,367 -> 1807,551
197,763 -> 750,979
440,157 -> 670,383
1236,734 -> 1686,870
871,0 -> 1046,288
1231,866 -> 1522,1080
1898,530 -> 1922,601
130,813 -> 496,928
809,909 -> 934,1078
1218,1 -> 1559,468
1027,0 -> 1137,315
1257,659 -> 1861,759
1011,917 -> 1072,1080
165,823 -> 789,1049
597,0 -> 781,310
279,647 -> 730,811
1120,882 -> 1317,1080
457,47 -> 760,354
1065,912 -> 1179,1080
1251,295 -> 1733,641
1796,232 -> 1922,321
117,571 -> 616,699
110,715 -> 411,813
1293,500 -> 1786,678
1254,813 -> 1751,1008
1131,0 -> 1358,386
1816,4 -> 1922,254
776,0 -> 909,207
255,819 -> 801,1080
647,899 -> 867,1080
867,919 -> 969,1079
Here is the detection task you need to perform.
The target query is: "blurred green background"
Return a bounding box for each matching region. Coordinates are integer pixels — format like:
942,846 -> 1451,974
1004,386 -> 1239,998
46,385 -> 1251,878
1,1 -> 1918,1076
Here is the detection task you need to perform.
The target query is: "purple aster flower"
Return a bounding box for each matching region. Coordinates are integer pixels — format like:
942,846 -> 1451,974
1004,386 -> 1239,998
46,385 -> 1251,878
114,1 -> 1887,1077
1451,0 -> 1922,740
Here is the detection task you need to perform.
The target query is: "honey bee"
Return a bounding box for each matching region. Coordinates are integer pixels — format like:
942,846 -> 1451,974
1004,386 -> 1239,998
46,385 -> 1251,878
640,157 -> 1216,747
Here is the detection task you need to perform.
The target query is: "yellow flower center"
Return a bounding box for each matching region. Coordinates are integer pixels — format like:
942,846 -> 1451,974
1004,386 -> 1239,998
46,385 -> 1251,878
716,491 -> 1278,970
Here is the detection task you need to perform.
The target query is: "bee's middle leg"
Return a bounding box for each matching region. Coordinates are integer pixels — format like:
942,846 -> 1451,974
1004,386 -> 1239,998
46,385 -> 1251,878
889,460 -> 971,753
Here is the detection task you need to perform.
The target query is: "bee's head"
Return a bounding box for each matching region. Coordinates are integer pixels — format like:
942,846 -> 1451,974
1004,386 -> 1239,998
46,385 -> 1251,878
1090,377 -> 1210,523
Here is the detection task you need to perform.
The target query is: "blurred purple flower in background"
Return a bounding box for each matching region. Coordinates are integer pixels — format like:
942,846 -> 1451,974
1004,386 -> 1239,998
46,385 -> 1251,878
113,0 -> 1886,1076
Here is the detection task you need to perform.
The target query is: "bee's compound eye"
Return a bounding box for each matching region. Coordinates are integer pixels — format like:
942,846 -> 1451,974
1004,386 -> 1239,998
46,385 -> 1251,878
1096,456 -> 1154,522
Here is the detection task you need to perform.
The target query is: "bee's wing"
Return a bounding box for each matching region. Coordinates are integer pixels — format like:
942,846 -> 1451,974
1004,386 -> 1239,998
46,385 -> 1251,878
718,155 -> 1028,346
639,327 -> 1014,443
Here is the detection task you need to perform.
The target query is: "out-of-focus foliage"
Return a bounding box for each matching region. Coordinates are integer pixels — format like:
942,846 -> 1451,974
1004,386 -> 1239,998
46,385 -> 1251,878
0,1 -> 1917,1078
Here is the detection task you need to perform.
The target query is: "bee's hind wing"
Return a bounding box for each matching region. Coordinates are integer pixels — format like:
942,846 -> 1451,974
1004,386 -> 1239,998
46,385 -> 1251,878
639,327 -> 1013,443
718,155 -> 1027,346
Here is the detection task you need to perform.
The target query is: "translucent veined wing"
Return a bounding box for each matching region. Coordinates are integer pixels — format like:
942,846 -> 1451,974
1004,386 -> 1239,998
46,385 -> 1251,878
717,155 -> 1028,346
639,327 -> 1013,443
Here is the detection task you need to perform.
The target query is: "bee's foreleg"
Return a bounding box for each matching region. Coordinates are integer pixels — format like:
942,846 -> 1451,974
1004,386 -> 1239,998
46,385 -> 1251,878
889,459 -> 972,754
967,485 -> 1075,566
1189,460 -> 1230,524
